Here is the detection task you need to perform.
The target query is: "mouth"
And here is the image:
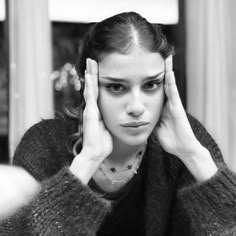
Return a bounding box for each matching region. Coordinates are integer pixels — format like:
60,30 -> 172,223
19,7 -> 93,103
121,121 -> 149,128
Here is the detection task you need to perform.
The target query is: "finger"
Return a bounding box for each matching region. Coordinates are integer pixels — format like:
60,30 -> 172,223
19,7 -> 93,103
90,59 -> 99,99
165,72 -> 182,107
90,59 -> 98,78
165,55 -> 173,72
86,58 -> 92,74
85,58 -> 95,101
84,71 -> 96,107
84,62 -> 100,120
164,57 -> 182,107
86,58 -> 98,99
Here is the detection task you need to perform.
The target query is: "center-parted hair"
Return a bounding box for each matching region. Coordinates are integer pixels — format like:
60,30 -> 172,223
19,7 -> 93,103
66,12 -> 174,155
76,12 -> 173,77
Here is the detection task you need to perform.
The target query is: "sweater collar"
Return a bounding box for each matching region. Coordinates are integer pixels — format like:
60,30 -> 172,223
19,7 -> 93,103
143,135 -> 180,236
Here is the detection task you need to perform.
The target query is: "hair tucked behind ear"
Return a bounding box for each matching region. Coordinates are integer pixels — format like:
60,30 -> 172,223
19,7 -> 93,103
65,12 -> 174,155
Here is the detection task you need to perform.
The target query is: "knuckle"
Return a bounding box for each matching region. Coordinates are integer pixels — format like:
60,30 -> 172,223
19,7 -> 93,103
83,107 -> 99,120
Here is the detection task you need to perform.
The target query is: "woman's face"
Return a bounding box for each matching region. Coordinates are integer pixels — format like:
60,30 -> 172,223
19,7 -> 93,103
98,47 -> 165,146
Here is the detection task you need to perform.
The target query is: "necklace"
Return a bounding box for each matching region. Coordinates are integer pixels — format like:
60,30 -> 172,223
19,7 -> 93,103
98,143 -> 147,185
101,148 -> 145,173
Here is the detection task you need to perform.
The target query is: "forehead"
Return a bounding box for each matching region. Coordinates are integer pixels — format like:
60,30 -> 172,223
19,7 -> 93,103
98,47 -> 164,79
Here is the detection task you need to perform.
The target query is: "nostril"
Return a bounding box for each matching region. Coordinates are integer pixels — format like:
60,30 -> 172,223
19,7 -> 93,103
126,92 -> 145,116
126,105 -> 145,117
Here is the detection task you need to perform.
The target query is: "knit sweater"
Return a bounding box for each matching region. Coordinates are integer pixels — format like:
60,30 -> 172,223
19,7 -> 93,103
0,114 -> 236,236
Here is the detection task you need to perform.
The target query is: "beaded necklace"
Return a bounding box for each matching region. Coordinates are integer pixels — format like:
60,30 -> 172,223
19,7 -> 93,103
98,143 -> 147,185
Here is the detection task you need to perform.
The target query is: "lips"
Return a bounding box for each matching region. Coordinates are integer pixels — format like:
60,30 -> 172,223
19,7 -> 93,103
121,121 -> 149,127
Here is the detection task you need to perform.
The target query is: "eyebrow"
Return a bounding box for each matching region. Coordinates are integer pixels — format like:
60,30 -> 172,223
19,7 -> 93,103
100,72 -> 164,83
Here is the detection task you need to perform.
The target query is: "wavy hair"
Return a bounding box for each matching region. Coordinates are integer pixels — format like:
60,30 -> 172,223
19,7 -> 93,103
65,11 -> 174,155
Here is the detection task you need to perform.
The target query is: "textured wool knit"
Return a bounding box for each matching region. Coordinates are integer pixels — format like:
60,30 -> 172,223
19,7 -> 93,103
0,114 -> 236,236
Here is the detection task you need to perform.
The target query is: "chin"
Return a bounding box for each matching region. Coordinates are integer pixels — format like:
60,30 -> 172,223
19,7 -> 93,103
115,133 -> 150,146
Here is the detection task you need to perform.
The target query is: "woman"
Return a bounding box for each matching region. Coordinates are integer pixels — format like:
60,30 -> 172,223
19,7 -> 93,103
0,12 -> 235,235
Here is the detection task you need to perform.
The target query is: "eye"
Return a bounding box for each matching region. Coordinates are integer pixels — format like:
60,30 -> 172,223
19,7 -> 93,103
105,84 -> 126,93
143,80 -> 162,91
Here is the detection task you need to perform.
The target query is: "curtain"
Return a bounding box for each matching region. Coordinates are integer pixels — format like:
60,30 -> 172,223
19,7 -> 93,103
186,0 -> 236,172
8,0 -> 54,162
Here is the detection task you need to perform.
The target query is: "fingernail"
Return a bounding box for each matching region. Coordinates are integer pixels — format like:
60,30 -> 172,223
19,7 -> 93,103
86,58 -> 89,68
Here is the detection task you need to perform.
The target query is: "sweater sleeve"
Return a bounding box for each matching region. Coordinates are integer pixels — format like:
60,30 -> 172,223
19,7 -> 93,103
171,114 -> 236,236
0,119 -> 111,236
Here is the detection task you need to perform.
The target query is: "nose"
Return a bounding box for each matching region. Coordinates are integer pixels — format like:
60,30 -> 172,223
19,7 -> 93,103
126,90 -> 145,117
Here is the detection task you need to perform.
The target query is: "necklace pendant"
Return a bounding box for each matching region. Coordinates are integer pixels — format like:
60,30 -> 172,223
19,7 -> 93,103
127,165 -> 132,169
110,167 -> 116,173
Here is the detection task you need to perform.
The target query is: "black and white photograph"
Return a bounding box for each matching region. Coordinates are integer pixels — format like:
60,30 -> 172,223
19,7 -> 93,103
0,0 -> 235,235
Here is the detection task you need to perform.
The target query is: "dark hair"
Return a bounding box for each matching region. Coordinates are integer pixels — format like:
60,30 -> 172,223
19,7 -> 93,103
76,11 -> 174,77
66,11 -> 174,155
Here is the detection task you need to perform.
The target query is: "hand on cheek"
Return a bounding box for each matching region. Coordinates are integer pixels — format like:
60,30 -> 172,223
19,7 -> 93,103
155,56 -> 218,182
70,59 -> 113,184
82,58 -> 113,161
156,55 -> 199,160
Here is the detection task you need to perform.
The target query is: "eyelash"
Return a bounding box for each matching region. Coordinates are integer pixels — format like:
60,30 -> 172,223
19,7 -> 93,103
143,81 -> 163,90
105,80 -> 163,94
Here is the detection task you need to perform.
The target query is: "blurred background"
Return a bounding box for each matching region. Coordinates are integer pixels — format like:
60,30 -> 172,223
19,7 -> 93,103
0,0 -> 235,172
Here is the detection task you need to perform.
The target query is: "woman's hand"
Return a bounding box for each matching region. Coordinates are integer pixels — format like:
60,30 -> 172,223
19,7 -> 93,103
70,59 -> 113,184
156,56 -> 200,160
81,58 -> 113,161
156,56 -> 217,182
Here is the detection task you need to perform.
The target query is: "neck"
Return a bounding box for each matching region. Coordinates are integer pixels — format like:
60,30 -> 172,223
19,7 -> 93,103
106,138 -> 145,166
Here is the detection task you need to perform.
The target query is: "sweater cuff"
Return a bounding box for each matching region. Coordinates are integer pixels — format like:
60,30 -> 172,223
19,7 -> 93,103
30,167 -> 111,235
178,167 -> 236,234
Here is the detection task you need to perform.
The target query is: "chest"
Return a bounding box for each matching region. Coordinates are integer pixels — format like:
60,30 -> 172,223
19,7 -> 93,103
92,167 -> 140,192
91,152 -> 178,236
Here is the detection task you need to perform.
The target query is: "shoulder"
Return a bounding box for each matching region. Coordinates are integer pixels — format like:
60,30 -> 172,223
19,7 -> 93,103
186,112 -> 215,144
17,116 -> 77,147
186,113 -> 207,136
186,112 -> 223,163
13,116 -> 78,180
24,115 -> 76,137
